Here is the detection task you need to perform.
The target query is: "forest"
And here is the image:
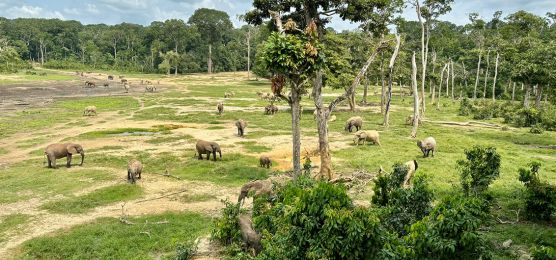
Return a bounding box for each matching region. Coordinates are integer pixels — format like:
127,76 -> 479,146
0,0 -> 555,259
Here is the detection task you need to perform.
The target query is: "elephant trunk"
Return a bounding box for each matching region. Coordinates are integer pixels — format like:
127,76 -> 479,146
79,152 -> 85,166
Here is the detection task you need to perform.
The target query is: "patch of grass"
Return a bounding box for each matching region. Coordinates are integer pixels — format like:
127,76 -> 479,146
0,214 -> 31,243
484,222 -> 556,259
0,147 -> 8,155
240,141 -> 272,153
56,96 -> 139,110
78,127 -> 171,139
87,145 -> 125,153
207,125 -> 226,130
180,193 -> 217,203
176,153 -> 269,186
0,162 -> 116,204
145,134 -> 193,144
18,212 -> 209,259
41,184 -> 143,214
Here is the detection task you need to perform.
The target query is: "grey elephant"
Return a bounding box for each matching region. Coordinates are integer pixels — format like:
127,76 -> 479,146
195,140 -> 222,161
44,143 -> 85,168
259,156 -> 272,168
217,102 -> 224,115
235,119 -> 247,137
345,116 -> 363,132
127,159 -> 143,184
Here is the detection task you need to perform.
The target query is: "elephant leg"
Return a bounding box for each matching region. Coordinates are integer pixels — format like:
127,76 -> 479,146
127,169 -> 131,181
206,152 -> 210,160
431,149 -> 435,157
212,151 -> 217,161
67,154 -> 72,168
138,171 -> 141,179
198,152 -> 203,160
52,158 -> 57,169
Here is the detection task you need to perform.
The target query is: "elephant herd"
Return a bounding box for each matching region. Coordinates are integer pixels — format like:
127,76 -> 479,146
78,73 -> 158,94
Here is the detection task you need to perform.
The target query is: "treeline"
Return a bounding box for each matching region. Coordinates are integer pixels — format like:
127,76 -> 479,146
0,8 -> 270,74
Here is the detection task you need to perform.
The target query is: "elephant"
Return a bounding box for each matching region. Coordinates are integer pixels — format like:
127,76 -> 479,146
345,116 -> 363,132
235,119 -> 247,137
145,85 -> 156,92
83,105 -> 97,116
121,78 -> 128,84
44,143 -> 84,168
127,159 -> 143,184
238,214 -> 262,255
107,75 -> 114,80
259,156 -> 272,168
417,137 -> 437,157
123,83 -> 130,93
195,140 -> 222,161
217,102 -> 224,115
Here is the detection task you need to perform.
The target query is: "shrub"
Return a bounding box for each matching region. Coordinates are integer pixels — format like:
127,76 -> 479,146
176,239 -> 199,260
211,200 -> 243,246
401,195 -> 492,259
382,175 -> 434,235
530,124 -> 544,134
531,245 -> 556,260
518,162 -> 556,221
458,146 -> 501,195
255,176 -> 388,259
371,163 -> 407,206
458,98 -> 474,116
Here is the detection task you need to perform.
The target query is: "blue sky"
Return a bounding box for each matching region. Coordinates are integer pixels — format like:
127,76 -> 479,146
0,0 -> 554,30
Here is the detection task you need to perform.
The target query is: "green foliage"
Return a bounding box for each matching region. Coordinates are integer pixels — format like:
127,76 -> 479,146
382,175 -> 434,235
20,212 -> 209,259
400,195 -> 492,259
458,98 -> 473,116
518,162 -> 556,221
531,245 -> 556,260
371,163 -> 408,206
211,200 -> 243,246
458,146 -> 501,195
176,240 -> 199,260
530,124 -> 544,134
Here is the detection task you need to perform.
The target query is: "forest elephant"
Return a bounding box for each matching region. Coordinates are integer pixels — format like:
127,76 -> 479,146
238,214 -> 262,255
417,137 -> 437,157
353,130 -> 380,146
345,116 -> 363,132
264,104 -> 278,115
83,105 -> 97,116
108,75 -> 114,80
145,85 -> 156,92
402,160 -> 418,188
237,179 -> 272,205
217,102 -> 224,115
195,140 -> 222,161
235,119 -> 247,137
259,156 -> 271,168
127,159 -> 143,184
44,143 -> 85,168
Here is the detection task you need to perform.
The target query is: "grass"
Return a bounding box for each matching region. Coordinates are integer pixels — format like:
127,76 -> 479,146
180,193 -> 218,203
77,127 -> 168,139
0,214 -> 31,243
240,141 -> 272,153
18,212 -> 210,259
0,162 -> 116,204
0,147 -> 8,155
145,134 -> 194,144
40,184 -> 144,214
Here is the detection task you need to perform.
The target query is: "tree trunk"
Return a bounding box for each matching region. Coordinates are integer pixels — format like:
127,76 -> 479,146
247,29 -> 251,80
535,85 -> 542,109
208,44 -> 212,74
362,76 -> 369,104
416,1 -> 428,117
410,52 -> 420,138
291,87 -> 302,175
524,83 -> 530,108
429,51 -> 437,96
451,60 -> 455,99
151,49 -> 154,69
492,52 -> 499,101
437,63 -> 447,109
313,72 -> 333,180
380,53 -> 386,114
383,34 -> 401,128
462,60 -> 468,97
483,49 -> 491,99
474,50 -> 482,99
445,60 -> 450,97
512,82 -> 516,101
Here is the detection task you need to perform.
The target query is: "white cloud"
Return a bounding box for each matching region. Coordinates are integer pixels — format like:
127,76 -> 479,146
86,4 -> 100,14
63,8 -> 80,15
5,5 -> 65,20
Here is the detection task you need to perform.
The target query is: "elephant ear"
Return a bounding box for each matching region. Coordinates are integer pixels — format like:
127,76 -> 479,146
67,144 -> 78,154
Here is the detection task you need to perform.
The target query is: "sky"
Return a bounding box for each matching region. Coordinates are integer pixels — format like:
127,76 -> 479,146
0,0 -> 554,30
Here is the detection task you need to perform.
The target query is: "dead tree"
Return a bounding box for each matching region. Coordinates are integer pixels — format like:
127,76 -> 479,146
410,52 -> 420,138
383,34 -> 401,127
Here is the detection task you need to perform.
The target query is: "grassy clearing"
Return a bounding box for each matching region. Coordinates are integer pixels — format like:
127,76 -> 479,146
0,69 -> 76,83
239,141 -> 272,153
0,214 -> 31,243
18,212 -> 209,259
145,134 -> 194,144
0,147 -> 8,155
180,193 -> 218,203
40,184 -> 143,214
0,162 -> 116,204
77,127 -> 169,139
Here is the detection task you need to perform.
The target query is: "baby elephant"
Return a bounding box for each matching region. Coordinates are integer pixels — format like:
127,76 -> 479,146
345,116 -> 363,132
353,130 -> 381,146
235,119 -> 247,137
238,214 -> 262,255
259,156 -> 272,168
417,136 -> 436,157
44,143 -> 85,168
83,105 -> 97,116
127,159 -> 143,184
217,102 -> 224,115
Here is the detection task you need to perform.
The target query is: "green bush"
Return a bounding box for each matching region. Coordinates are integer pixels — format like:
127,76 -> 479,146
255,177 -> 388,259
382,175 -> 434,235
176,240 -> 199,260
400,195 -> 492,259
531,245 -> 556,260
211,200 -> 243,246
518,162 -> 556,221
458,98 -> 474,116
530,124 -> 544,134
371,163 -> 408,206
458,146 -> 501,195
